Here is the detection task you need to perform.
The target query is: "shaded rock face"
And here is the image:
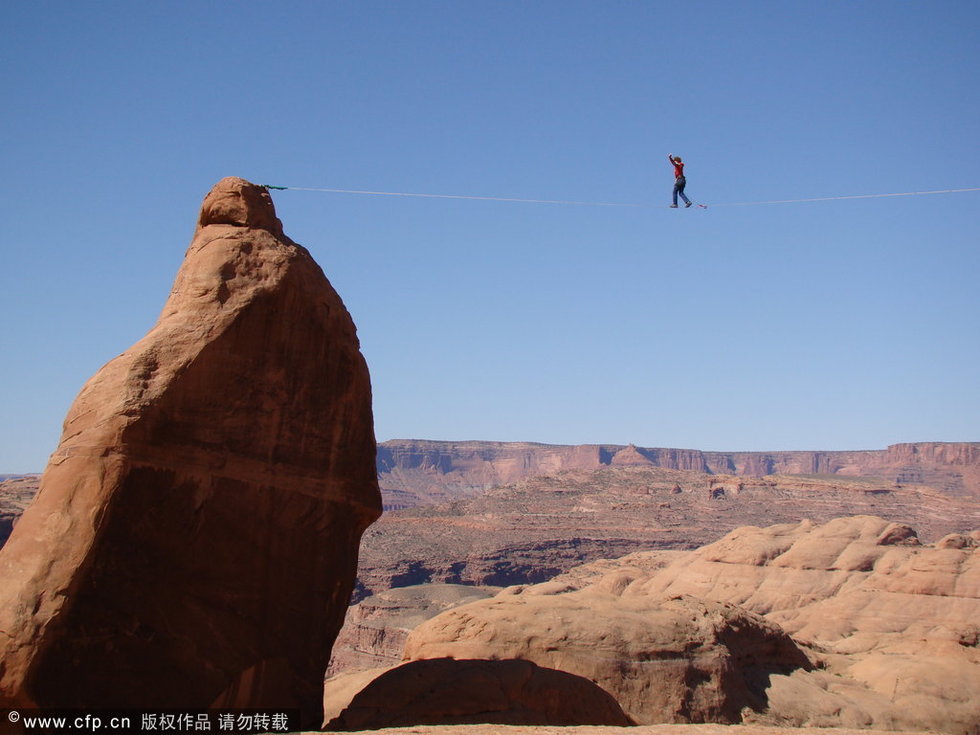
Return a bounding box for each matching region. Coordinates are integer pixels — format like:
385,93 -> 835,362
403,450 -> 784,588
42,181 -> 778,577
324,658 -> 634,730
0,177 -> 381,726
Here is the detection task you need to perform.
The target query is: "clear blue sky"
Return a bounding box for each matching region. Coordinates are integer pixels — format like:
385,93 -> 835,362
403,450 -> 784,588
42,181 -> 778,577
2,1 -> 978,472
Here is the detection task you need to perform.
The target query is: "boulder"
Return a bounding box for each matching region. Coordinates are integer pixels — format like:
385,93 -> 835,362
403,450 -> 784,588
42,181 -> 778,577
404,589 -> 811,725
0,177 -> 381,727
324,658 -> 634,730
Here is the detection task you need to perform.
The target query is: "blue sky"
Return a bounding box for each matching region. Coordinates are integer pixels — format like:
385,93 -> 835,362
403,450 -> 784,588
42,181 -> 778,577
2,1 -> 978,472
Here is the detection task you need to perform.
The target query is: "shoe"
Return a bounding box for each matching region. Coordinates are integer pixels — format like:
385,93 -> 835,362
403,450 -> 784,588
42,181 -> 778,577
669,204 -> 678,208
685,201 -> 693,208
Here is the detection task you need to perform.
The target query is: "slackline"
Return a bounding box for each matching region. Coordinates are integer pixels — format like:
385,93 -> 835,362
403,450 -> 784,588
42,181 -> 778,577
260,184 -> 980,210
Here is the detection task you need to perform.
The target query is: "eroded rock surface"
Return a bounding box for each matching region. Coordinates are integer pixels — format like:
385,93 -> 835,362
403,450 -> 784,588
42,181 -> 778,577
324,658 -> 634,730
635,516 -> 980,733
0,177 -> 381,727
404,590 -> 810,726
395,517 -> 979,734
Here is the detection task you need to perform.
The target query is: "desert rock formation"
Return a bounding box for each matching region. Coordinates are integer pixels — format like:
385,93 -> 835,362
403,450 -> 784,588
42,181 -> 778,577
0,177 -> 381,727
378,439 -> 980,508
324,658 -> 634,730
404,591 -> 812,725
632,516 -> 980,733
393,517 -> 978,734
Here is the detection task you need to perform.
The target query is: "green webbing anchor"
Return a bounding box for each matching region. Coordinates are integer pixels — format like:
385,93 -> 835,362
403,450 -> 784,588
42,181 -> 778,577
262,185 -> 289,190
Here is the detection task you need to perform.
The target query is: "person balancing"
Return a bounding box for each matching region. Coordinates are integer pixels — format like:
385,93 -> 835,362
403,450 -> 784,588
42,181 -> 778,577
668,154 -> 693,208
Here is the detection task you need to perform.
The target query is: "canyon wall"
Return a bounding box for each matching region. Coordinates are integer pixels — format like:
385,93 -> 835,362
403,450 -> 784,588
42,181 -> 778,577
378,440 -> 980,508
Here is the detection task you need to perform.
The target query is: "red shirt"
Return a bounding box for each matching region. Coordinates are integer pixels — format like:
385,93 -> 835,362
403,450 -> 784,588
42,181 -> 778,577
672,160 -> 685,179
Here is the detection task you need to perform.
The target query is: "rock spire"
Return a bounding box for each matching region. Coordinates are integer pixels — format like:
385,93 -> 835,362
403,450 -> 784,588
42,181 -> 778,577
0,177 -> 381,728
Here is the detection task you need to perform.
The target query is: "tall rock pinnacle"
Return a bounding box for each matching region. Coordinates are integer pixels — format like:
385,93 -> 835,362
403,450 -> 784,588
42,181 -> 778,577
0,177 -> 382,726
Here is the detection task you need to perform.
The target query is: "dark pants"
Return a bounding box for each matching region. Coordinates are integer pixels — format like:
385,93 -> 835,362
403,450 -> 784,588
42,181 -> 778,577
673,176 -> 691,206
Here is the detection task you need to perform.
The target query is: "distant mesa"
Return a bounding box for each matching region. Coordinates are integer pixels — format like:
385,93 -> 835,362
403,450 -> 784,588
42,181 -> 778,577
0,177 -> 381,728
377,438 -> 980,507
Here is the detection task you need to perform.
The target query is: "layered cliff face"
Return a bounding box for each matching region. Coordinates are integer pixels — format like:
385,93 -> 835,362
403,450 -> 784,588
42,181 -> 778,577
378,440 -> 980,508
377,441 -> 606,508
0,178 -> 381,727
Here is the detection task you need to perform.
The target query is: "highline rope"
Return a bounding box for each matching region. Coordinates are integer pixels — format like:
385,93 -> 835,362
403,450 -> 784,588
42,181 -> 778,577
260,184 -> 980,210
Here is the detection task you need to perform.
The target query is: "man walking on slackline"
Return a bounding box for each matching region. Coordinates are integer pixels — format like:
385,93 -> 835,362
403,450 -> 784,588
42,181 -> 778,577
668,154 -> 693,208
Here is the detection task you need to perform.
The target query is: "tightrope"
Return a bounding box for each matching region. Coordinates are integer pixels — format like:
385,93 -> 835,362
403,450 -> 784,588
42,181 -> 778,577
710,187 -> 980,207
261,184 -> 980,210
263,185 -> 651,208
